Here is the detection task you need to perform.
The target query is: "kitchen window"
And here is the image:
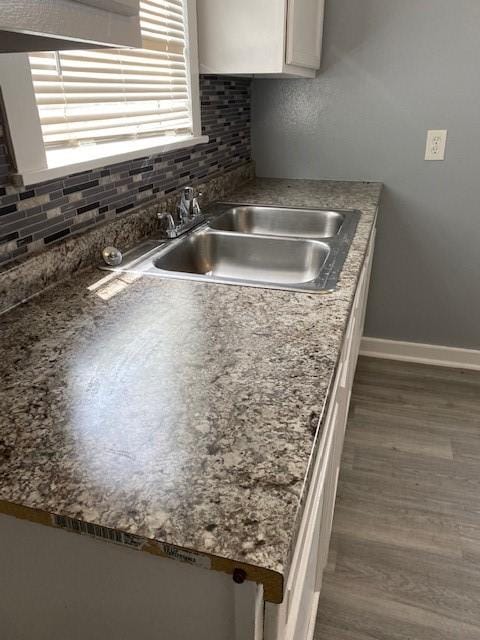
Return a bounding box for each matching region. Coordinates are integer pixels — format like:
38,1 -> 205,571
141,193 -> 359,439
0,0 -> 205,186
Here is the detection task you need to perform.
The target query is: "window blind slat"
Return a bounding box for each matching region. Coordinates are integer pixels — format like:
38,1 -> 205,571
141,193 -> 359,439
43,113 -> 191,137
139,9 -> 185,35
29,0 -> 192,150
43,116 -> 192,142
31,60 -> 187,78
148,0 -> 184,17
34,92 -> 189,105
40,49 -> 186,66
140,38 -> 185,55
43,120 -> 192,145
33,84 -> 188,95
32,75 -> 188,87
44,105 -> 188,127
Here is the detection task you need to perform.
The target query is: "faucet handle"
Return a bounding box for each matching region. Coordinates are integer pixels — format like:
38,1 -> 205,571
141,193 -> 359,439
157,210 -> 176,227
183,186 -> 204,200
192,198 -> 201,217
182,186 -> 195,201
157,211 -> 178,238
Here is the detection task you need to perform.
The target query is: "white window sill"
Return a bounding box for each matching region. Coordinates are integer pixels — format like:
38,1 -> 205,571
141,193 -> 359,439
16,134 -> 210,186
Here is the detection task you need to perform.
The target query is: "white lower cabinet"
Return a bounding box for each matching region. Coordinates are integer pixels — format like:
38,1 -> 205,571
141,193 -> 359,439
265,228 -> 376,640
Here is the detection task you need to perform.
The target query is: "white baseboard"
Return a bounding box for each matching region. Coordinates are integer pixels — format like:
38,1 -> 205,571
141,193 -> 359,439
360,338 -> 480,371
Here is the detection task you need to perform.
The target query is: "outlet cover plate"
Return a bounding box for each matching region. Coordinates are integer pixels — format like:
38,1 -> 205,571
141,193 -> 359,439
425,129 -> 447,161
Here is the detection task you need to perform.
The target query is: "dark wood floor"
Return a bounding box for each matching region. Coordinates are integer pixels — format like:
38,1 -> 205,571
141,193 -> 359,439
314,356 -> 480,640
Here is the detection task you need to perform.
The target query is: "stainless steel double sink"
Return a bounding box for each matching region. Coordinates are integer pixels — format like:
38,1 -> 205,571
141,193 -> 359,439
104,203 -> 361,293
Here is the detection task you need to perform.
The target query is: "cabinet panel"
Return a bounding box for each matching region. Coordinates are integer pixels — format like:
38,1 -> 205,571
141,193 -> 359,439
286,0 -> 325,69
285,408 -> 336,640
290,490 -> 324,640
197,0 -> 286,75
0,513 -> 238,640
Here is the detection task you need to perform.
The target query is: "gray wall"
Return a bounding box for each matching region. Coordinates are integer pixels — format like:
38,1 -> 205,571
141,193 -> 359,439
252,0 -> 480,349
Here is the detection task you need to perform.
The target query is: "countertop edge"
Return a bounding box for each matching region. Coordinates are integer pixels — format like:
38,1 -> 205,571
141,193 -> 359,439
0,498 -> 285,604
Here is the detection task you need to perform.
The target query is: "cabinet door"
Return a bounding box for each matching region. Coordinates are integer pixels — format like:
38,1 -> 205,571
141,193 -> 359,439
197,0 -> 286,75
285,0 -> 325,69
291,491 -> 324,640
283,409 -> 336,640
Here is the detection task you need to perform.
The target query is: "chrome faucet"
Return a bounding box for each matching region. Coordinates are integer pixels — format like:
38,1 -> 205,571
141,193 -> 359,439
179,186 -> 202,223
157,186 -> 204,239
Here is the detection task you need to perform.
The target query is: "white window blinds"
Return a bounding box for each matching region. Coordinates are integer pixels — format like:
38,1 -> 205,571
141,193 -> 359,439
28,0 -> 192,150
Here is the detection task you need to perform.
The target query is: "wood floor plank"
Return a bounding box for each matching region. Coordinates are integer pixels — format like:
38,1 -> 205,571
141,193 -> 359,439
337,466 -> 477,518
330,535 -> 480,627
461,536 -> 480,565
331,496 -> 463,559
314,356 -> 480,640
315,582 -> 480,640
345,415 -> 455,459
351,397 -> 480,432
356,357 -> 480,389
350,445 -> 480,500
451,431 -> 480,463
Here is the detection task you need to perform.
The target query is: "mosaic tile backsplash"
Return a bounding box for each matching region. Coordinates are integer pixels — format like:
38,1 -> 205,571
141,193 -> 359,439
0,76 -> 251,267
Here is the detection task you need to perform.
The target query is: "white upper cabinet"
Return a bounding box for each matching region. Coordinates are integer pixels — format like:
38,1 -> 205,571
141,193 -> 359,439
286,0 -> 325,69
0,0 -> 142,52
197,0 -> 325,78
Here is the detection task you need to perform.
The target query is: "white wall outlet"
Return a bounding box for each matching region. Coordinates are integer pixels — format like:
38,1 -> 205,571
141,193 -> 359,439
425,129 -> 447,161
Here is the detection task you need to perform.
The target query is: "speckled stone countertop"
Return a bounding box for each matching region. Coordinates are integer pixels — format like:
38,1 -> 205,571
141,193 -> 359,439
0,178 -> 382,602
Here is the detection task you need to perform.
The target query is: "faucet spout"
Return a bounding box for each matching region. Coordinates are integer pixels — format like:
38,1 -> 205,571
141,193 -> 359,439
179,186 -> 196,222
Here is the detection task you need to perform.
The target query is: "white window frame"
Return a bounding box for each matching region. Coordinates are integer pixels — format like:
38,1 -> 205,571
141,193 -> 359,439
0,0 -> 207,186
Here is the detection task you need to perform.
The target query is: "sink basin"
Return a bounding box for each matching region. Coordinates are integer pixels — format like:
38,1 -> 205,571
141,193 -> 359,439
151,229 -> 330,287
102,203 -> 361,294
208,205 -> 345,239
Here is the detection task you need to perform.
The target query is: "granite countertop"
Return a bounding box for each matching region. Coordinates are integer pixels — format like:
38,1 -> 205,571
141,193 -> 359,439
0,178 -> 382,602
